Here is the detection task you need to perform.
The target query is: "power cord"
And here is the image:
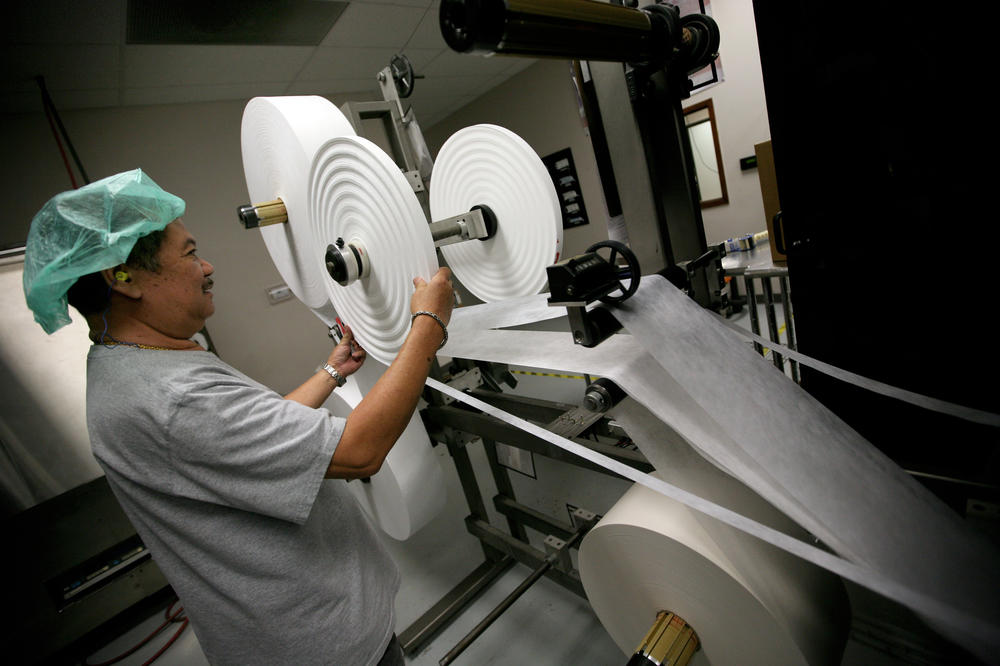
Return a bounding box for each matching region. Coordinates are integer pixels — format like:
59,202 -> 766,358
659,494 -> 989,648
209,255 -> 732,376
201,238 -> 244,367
83,598 -> 189,666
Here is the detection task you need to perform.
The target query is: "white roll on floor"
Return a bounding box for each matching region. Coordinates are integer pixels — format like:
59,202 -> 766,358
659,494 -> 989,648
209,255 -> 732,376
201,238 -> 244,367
580,481 -> 840,665
241,96 -> 356,324
322,361 -> 446,540
431,124 -> 563,303
308,135 -> 437,365
588,397 -> 850,665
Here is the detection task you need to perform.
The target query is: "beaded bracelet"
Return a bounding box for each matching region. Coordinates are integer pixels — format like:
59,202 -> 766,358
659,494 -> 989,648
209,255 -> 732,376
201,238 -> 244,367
411,310 -> 448,349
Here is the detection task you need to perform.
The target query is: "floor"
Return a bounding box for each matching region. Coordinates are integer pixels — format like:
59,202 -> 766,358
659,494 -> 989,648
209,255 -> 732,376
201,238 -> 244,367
77,301 -> 981,666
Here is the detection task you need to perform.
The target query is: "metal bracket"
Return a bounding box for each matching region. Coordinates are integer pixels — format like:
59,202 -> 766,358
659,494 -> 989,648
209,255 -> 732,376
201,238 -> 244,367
404,170 -> 425,193
429,208 -> 489,247
543,534 -> 573,574
570,507 -> 599,531
547,405 -> 603,439
440,367 -> 483,405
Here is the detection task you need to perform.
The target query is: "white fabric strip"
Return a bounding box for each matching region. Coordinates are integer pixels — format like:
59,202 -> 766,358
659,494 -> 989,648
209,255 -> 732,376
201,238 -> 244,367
711,311 -> 1000,427
433,276 -> 1000,663
424,375 -> 999,657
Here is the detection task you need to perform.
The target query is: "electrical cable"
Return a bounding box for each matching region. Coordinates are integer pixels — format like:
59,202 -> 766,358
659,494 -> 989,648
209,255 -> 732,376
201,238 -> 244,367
36,75 -> 90,185
41,96 -> 78,189
141,601 -> 190,666
82,599 -> 188,666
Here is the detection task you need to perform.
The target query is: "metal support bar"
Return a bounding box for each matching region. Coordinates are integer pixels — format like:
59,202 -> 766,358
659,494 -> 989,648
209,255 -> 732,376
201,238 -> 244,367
466,389 -> 579,423
482,439 -> 529,542
440,524 -> 586,665
464,518 -> 586,597
759,275 -> 784,372
398,557 -> 515,656
444,433 -> 494,565
743,276 -> 762,354
492,495 -> 576,541
779,276 -> 800,382
425,405 -> 652,476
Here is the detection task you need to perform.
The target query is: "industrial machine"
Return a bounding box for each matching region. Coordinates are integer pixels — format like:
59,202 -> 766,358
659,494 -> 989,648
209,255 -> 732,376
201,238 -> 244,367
10,1 -> 996,664
316,2 -> 997,664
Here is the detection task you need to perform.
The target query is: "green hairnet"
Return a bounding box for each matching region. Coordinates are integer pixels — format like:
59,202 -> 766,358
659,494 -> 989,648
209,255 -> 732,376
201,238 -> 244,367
23,168 -> 185,334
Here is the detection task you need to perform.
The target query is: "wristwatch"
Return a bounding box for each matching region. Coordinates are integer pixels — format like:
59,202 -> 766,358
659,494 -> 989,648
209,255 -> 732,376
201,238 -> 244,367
319,362 -> 347,387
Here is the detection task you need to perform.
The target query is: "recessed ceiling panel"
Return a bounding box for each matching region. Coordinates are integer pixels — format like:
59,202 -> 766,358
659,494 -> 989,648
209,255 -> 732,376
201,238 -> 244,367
127,0 -> 348,46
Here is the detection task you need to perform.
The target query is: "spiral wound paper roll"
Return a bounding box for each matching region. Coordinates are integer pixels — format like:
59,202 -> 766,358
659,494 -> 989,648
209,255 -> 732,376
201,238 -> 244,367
241,96 -> 356,324
431,124 -> 563,302
307,135 -> 438,365
321,361 -> 446,540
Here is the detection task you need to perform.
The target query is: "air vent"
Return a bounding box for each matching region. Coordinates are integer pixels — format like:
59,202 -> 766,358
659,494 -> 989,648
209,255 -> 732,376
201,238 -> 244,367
127,0 -> 348,46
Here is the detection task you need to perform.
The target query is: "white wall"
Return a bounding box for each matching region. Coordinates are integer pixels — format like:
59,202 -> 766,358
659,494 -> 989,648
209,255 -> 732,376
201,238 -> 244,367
686,0 -> 772,245
0,262 -> 102,513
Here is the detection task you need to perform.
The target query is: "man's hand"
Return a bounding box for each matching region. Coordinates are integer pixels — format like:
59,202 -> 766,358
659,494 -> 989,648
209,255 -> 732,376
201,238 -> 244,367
327,324 -> 366,377
411,267 -> 454,325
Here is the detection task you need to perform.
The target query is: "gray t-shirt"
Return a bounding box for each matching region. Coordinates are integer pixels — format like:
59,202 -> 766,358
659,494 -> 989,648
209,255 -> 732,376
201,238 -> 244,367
87,346 -> 399,665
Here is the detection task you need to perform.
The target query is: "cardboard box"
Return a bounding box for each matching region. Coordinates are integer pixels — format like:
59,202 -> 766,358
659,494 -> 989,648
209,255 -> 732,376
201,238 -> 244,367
754,140 -> 787,264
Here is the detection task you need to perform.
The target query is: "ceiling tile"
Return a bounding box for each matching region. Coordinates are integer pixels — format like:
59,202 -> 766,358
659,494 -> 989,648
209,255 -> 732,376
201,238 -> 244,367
284,79 -> 381,97
47,88 -> 123,110
2,45 -> 120,92
122,82 -> 289,107
1,88 -> 122,114
1,91 -> 49,115
400,48 -> 447,73
405,94 -> 475,126
321,4 -> 426,48
124,45 -> 315,87
407,75 -> 489,100
405,6 -> 448,50
296,46 -> 399,81
500,56 -> 541,77
350,0 -> 435,8
4,0 -> 122,45
420,49 -> 515,78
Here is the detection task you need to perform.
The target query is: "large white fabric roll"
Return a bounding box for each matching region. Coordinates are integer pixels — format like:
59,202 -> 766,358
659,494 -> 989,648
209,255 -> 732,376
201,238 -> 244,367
431,124 -> 563,303
580,397 -> 850,664
308,135 -> 438,366
322,361 -> 446,540
241,96 -> 356,324
580,482 -> 847,665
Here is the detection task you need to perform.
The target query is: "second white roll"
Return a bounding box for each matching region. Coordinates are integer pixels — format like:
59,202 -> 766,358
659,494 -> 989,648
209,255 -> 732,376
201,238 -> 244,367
431,124 -> 563,303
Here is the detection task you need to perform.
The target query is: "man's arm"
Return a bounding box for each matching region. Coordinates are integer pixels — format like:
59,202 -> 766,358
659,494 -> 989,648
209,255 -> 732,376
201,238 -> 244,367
284,325 -> 366,408
326,268 -> 454,479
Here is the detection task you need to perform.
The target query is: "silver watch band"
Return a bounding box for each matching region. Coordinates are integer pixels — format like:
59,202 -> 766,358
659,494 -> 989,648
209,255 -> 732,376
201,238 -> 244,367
319,362 -> 346,387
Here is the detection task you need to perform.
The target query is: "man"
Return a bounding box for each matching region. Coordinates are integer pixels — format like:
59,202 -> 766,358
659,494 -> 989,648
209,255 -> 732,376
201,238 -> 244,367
23,169 -> 454,665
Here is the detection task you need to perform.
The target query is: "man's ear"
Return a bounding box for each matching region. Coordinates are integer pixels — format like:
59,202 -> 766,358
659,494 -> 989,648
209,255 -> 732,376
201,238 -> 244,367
100,266 -> 142,299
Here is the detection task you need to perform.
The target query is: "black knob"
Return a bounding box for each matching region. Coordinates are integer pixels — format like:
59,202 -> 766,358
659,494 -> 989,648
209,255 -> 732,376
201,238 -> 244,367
326,244 -> 348,283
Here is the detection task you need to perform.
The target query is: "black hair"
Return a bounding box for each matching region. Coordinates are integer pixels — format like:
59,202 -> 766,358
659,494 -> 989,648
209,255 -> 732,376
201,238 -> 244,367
66,229 -> 167,317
